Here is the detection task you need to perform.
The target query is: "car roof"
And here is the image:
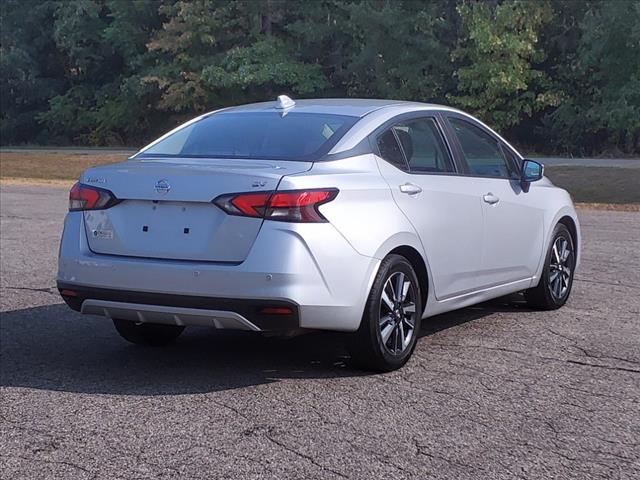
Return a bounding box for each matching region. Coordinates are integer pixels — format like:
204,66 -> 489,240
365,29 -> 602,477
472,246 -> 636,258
222,98 -> 452,118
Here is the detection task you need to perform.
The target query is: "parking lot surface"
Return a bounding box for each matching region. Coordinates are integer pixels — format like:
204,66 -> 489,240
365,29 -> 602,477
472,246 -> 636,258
1,184 -> 639,479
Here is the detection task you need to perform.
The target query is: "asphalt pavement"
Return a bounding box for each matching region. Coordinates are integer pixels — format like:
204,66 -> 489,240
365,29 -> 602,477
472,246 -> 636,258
1,184 -> 639,479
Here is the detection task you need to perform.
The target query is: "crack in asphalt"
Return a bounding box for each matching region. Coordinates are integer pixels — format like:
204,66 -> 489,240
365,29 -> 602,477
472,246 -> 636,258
0,454 -> 94,478
1,214 -> 47,220
210,392 -> 420,478
412,438 -> 485,474
210,398 -> 354,478
564,359 -> 640,374
262,428 -> 349,479
3,286 -> 58,295
546,327 -> 640,367
554,383 -> 640,404
430,342 -> 640,374
574,277 -> 640,290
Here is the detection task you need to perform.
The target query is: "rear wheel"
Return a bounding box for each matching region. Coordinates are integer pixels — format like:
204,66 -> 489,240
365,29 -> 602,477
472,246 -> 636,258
349,254 -> 422,372
524,223 -> 575,310
113,319 -> 184,346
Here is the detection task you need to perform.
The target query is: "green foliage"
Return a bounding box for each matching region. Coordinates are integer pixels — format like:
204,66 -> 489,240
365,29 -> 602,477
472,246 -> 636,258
340,0 -> 454,101
201,38 -> 328,97
34,0 -> 166,144
0,0 -> 638,154
0,0 -> 64,143
547,0 -> 640,154
449,0 -> 559,130
143,0 -> 328,112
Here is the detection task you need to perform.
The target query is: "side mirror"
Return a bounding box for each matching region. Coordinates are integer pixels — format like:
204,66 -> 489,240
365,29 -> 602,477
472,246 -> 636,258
521,159 -> 544,191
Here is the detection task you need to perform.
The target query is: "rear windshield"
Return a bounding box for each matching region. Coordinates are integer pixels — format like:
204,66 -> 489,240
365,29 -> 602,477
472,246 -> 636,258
138,111 -> 358,161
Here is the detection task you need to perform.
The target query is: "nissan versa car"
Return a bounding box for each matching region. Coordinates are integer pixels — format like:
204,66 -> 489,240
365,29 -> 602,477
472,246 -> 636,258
57,96 -> 580,371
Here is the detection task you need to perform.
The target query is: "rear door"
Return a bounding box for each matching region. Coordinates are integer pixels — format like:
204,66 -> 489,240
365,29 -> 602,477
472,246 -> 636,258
373,114 -> 485,300
444,114 -> 545,287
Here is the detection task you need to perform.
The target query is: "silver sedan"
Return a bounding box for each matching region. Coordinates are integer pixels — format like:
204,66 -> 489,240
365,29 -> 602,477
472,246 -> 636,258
57,96 -> 580,371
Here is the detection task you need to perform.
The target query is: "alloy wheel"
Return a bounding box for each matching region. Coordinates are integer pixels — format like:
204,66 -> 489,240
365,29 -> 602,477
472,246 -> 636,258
379,272 -> 417,355
548,236 -> 573,300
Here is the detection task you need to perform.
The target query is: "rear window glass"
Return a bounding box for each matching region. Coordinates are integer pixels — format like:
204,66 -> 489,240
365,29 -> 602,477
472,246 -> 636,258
139,112 -> 358,161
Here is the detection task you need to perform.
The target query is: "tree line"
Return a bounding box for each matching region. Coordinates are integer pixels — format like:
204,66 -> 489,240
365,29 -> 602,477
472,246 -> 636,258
1,0 -> 639,155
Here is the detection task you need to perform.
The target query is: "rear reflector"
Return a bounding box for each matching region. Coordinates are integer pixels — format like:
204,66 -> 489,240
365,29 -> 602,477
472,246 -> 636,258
259,307 -> 294,315
60,289 -> 78,297
69,182 -> 120,212
214,189 -> 338,223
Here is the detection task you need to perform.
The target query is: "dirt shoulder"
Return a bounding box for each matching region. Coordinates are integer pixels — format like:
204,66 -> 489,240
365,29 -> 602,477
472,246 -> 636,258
0,151 -> 126,182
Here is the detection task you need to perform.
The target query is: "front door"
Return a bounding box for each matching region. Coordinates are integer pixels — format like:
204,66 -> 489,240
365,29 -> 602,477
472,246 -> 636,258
445,116 -> 545,288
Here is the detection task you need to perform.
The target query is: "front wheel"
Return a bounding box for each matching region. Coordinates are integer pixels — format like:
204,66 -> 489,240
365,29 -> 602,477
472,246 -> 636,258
113,319 -> 185,346
524,223 -> 576,310
348,254 -> 423,372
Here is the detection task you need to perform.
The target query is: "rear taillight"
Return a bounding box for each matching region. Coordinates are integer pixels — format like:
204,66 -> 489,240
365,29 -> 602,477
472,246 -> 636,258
214,189 -> 338,223
69,182 -> 120,211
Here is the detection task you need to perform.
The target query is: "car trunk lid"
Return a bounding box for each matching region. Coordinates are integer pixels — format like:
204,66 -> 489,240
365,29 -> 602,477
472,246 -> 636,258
81,157 -> 311,262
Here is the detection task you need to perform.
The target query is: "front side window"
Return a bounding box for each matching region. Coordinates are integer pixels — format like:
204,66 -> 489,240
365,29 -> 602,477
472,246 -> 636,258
139,112 -> 358,161
391,118 -> 454,173
448,117 -> 518,178
500,144 -> 522,177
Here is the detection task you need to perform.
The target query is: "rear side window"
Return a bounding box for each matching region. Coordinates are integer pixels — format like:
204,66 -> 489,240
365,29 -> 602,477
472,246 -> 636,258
140,112 -> 358,161
391,118 -> 454,173
376,129 -> 407,169
448,117 -> 518,178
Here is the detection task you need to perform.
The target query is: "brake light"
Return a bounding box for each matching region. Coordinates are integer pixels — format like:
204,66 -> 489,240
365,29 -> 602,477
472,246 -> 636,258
214,189 -> 338,223
69,182 -> 120,211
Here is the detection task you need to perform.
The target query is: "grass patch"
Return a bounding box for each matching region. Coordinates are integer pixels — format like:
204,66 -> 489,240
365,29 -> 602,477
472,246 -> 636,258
0,151 -> 127,181
574,202 -> 639,212
545,166 -> 640,204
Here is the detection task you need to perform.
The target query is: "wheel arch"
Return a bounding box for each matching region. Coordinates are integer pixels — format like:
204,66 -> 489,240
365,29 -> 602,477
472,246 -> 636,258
533,206 -> 581,284
366,231 -> 433,325
558,215 -> 579,260
385,245 -> 429,311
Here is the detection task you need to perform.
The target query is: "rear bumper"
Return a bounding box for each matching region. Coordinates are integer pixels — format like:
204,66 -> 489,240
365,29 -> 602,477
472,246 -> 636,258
58,283 -> 299,331
57,212 -> 380,332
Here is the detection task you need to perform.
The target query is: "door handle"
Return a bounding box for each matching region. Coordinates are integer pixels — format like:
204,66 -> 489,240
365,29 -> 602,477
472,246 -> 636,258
399,183 -> 422,195
483,192 -> 500,204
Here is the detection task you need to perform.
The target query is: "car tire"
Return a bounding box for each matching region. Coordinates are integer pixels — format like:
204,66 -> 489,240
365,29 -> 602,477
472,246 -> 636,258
524,223 -> 576,310
348,254 -> 423,372
112,319 -> 185,346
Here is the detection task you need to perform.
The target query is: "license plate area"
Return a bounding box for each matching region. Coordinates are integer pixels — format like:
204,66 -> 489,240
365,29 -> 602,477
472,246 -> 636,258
130,200 -> 220,245
84,200 -> 262,262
